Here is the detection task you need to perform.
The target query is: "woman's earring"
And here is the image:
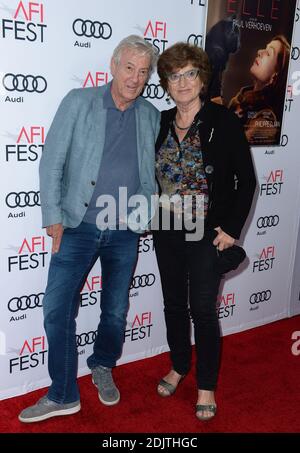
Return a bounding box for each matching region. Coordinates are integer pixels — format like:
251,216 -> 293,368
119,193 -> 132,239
165,93 -> 171,105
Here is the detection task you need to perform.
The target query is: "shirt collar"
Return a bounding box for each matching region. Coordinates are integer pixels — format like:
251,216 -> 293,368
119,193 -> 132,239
103,81 -> 137,111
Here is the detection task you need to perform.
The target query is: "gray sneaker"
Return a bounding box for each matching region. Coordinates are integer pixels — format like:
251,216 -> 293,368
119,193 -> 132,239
91,365 -> 120,406
18,395 -> 81,423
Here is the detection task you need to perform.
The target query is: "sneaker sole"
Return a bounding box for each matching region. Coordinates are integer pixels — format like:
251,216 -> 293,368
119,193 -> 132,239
18,403 -> 81,423
92,378 -> 120,406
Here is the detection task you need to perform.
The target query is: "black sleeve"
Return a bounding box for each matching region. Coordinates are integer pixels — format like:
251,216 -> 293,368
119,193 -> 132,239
220,110 -> 257,239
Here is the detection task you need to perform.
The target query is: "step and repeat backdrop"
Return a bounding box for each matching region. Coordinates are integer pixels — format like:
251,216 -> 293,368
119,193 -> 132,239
0,0 -> 300,400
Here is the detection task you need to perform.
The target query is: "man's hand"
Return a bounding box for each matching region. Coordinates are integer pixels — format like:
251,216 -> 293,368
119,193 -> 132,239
46,223 -> 64,254
213,226 -> 235,251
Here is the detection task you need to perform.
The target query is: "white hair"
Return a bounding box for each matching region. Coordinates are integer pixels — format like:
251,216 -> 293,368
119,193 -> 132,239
112,35 -> 158,75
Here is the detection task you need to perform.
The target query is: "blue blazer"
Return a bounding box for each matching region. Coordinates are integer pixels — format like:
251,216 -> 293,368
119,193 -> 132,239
39,84 -> 160,232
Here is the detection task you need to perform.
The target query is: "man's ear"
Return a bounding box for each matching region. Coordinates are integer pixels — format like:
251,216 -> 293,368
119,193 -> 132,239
110,57 -> 116,77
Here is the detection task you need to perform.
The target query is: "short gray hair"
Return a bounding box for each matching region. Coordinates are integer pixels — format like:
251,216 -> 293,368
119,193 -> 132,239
112,35 -> 158,75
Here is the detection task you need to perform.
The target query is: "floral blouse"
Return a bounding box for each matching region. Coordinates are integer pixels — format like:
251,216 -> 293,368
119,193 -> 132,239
156,117 -> 209,219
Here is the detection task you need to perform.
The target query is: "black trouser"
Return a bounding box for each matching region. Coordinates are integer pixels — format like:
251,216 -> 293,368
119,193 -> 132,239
153,227 -> 222,390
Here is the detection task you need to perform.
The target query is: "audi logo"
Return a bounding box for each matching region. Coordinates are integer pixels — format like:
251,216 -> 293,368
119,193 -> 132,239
72,19 -> 112,39
3,73 -> 47,93
8,293 -> 44,313
187,34 -> 203,46
130,273 -> 156,289
76,331 -> 97,347
6,191 -> 40,208
249,290 -> 272,305
256,215 -> 280,229
142,84 -> 165,100
291,47 -> 300,60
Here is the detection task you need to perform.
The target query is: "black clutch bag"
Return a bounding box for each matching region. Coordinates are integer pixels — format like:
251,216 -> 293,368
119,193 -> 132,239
210,229 -> 246,274
215,245 -> 246,274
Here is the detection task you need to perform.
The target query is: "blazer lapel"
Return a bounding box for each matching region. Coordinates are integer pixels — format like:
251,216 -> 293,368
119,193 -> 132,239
135,101 -> 147,174
90,90 -> 107,167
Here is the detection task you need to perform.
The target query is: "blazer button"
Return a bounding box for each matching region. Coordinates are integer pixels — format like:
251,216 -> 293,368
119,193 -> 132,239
91,181 -> 96,185
205,165 -> 214,174
84,203 -> 88,207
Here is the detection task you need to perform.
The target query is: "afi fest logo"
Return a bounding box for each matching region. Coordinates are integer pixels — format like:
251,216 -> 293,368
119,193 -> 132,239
217,293 -> 236,319
80,275 -> 102,308
252,246 -> 275,273
8,236 -> 48,272
0,1 -> 46,42
5,126 -> 45,163
260,170 -> 284,196
143,20 -> 168,54
80,71 -> 109,88
9,336 -> 47,374
125,312 -> 153,342
138,235 -> 154,254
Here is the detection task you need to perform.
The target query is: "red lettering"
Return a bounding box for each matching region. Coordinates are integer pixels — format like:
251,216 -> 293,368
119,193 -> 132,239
227,0 -> 238,13
14,1 -> 44,22
144,20 -> 156,37
267,170 -> 283,182
16,126 -> 45,144
260,246 -> 275,260
83,276 -> 102,291
18,237 -> 45,254
271,0 -> 280,20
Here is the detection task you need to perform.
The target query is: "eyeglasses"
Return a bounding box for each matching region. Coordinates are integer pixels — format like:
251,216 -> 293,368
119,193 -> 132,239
167,69 -> 200,84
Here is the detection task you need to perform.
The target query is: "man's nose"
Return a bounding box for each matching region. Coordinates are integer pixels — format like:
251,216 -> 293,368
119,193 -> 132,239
131,71 -> 139,83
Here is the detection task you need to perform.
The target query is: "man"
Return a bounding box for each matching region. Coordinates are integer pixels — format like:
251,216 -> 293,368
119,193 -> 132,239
19,35 -> 160,423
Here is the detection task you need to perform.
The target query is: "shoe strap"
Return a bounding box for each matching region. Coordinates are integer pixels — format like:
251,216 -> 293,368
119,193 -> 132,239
159,379 -> 176,395
196,404 -> 217,413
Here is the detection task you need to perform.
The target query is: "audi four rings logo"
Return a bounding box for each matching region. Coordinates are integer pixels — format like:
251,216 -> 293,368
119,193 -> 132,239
72,19 -> 112,39
3,74 -> 47,93
76,331 -> 97,347
6,191 -> 40,208
130,273 -> 156,289
249,290 -> 272,304
8,293 -> 44,312
256,215 -> 280,229
187,34 -> 202,46
142,84 -> 165,100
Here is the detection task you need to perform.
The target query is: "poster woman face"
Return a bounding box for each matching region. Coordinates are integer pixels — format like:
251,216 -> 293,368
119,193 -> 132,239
250,39 -> 282,87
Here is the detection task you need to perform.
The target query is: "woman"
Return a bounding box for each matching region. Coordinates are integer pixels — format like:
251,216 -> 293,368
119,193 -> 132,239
153,43 -> 256,421
229,35 -> 290,145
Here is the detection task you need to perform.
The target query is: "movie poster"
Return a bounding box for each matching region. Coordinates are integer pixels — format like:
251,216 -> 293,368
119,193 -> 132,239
204,0 -> 297,146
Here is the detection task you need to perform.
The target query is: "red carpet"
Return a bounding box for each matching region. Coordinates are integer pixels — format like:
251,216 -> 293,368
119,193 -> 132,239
1,315 -> 300,433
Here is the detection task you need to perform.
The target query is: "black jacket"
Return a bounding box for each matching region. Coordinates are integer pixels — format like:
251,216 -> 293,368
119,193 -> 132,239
155,101 -> 257,239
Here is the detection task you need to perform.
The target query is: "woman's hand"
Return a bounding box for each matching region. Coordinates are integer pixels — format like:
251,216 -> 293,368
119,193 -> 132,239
213,227 -> 235,251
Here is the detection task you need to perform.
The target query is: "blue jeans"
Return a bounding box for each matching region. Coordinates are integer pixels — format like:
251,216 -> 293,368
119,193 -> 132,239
43,222 -> 139,404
